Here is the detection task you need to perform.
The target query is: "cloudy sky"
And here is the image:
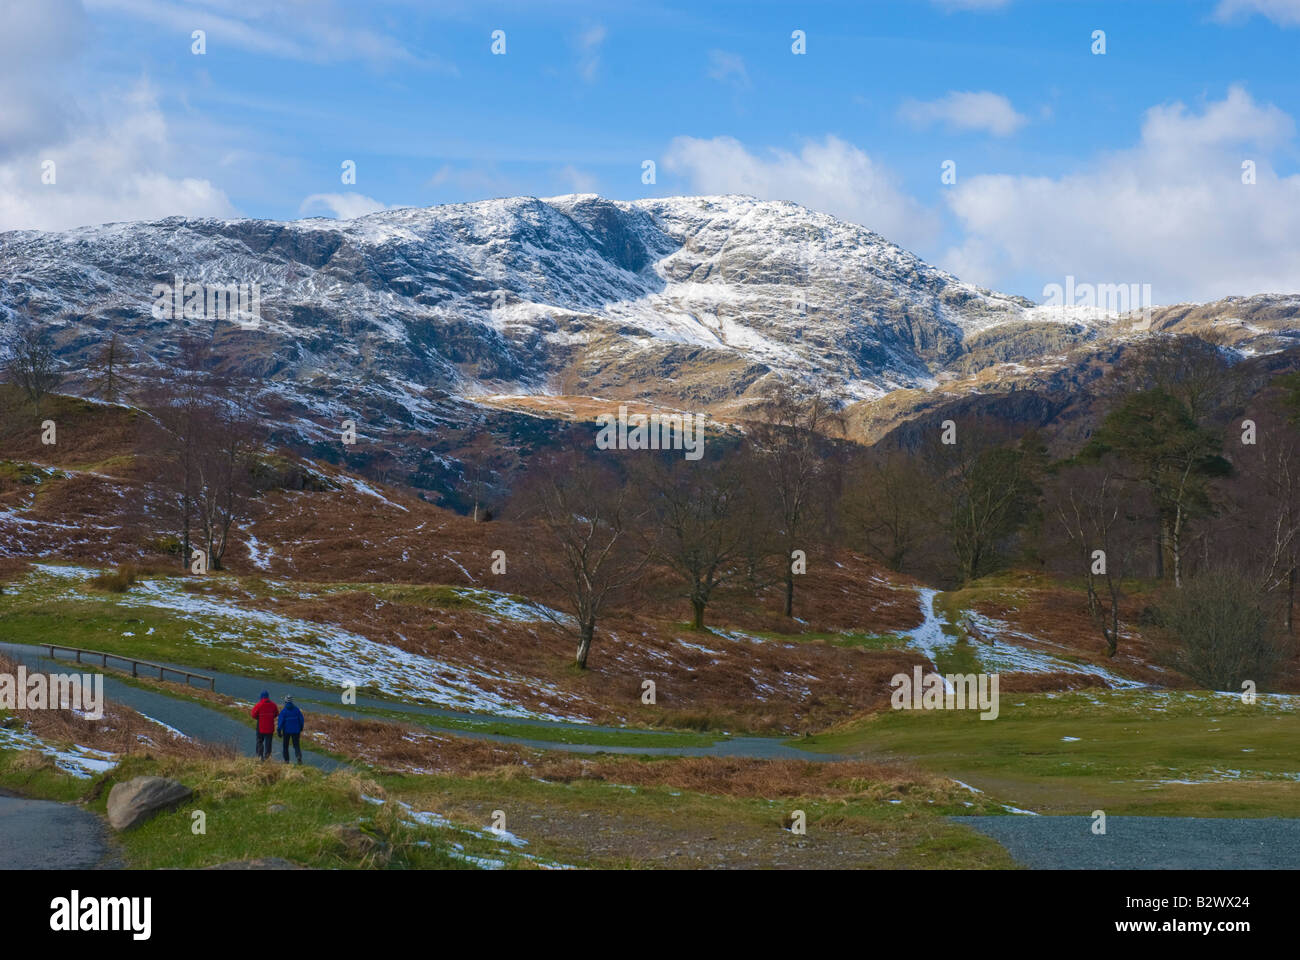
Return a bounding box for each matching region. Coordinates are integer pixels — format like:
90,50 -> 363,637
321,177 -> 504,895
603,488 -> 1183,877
2,0 -> 1299,304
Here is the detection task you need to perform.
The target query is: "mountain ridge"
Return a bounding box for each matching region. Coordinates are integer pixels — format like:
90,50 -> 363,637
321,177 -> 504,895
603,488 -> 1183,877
2,193 -> 1298,496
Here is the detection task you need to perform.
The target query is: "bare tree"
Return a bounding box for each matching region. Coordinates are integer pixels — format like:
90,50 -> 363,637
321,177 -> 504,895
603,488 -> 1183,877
4,317 -> 61,412
939,428 -> 1046,584
193,382 -> 262,570
518,450 -> 650,668
1108,335 -> 1244,425
139,337 -> 210,568
463,460 -> 495,523
1218,403 -> 1300,632
639,452 -> 756,630
1046,460 -> 1148,656
1163,570 -> 1285,691
840,450 -> 937,573
748,382 -> 843,617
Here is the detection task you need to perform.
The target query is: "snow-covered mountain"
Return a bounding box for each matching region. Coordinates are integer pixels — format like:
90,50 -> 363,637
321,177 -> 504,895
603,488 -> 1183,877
2,193 -> 1295,450
0,193 -> 1039,414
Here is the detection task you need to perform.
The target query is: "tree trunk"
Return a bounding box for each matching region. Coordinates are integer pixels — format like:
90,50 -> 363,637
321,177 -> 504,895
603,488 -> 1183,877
575,622 -> 594,669
1289,566 -> 1296,635
1171,508 -> 1183,588
691,597 -> 706,630
1083,566 -> 1099,619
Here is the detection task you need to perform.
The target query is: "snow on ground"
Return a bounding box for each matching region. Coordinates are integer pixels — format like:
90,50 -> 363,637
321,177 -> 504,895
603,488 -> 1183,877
329,474 -> 409,512
244,533 -> 273,571
964,610 -> 1145,688
463,589 -> 570,625
1141,769 -> 1300,785
28,564 -> 588,722
0,723 -> 118,778
677,639 -> 721,655
136,712 -> 190,740
905,590 -> 955,694
904,588 -> 1144,689
385,799 -> 572,869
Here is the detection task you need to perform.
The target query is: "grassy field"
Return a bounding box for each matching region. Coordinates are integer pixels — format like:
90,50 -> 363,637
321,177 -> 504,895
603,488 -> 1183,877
802,688 -> 1300,817
0,567 -> 297,679
0,748 -> 1018,869
6,559 -> 1296,871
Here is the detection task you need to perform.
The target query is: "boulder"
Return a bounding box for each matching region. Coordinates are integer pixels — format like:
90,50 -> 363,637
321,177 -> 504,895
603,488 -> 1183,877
106,776 -> 192,831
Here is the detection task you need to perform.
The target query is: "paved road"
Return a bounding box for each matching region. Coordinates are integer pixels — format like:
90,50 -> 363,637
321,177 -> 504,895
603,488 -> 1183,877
958,815 -> 1300,869
0,790 -> 116,869
0,644 -> 344,771
0,641 -> 823,761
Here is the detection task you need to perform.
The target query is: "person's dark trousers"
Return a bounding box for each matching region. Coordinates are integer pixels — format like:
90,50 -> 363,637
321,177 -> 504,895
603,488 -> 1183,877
282,732 -> 302,764
256,732 -> 274,760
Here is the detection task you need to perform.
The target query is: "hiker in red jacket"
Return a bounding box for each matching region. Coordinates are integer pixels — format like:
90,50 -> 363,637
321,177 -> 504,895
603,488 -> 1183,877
250,691 -> 279,761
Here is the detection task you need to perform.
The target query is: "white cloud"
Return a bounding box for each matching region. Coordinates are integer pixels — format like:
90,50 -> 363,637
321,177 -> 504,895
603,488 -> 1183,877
298,193 -> 388,219
0,1 -> 237,232
557,166 -> 598,194
706,50 -> 750,91
941,86 -> 1300,303
662,134 -> 939,250
1213,0 -> 1300,26
84,0 -> 455,71
0,0 -> 89,159
576,25 -> 606,83
900,91 -> 1028,136
0,76 -> 236,232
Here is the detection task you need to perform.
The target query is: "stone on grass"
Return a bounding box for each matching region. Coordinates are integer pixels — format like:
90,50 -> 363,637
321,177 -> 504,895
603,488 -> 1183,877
106,776 -> 192,831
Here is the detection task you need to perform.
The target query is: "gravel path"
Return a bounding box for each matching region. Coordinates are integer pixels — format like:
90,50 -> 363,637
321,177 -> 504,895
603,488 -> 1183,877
0,641 -> 821,761
0,644 -> 344,771
0,790 -> 116,869
958,815 -> 1300,869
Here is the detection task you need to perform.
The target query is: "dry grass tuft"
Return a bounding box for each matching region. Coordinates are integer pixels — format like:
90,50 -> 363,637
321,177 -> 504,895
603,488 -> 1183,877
90,563 -> 138,592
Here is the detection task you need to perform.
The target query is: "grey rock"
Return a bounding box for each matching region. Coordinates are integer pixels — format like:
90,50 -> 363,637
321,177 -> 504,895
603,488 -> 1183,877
106,776 -> 192,831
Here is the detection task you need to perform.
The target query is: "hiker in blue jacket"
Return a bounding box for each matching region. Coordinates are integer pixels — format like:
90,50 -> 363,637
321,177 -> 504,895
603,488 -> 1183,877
277,695 -> 305,765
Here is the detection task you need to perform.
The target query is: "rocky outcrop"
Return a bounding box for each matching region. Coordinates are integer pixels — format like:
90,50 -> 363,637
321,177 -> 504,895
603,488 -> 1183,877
105,776 -> 192,831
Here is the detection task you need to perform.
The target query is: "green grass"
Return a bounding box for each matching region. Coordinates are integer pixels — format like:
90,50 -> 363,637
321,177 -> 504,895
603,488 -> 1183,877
382,766 -> 1018,869
269,579 -> 537,615
1,740 -> 1017,869
104,756 -> 561,869
799,688 -> 1300,817
0,595 -> 292,679
0,742 -> 91,803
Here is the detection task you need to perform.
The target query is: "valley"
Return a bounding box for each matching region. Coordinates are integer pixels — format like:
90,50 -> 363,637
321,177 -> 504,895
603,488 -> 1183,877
2,195 -> 1298,871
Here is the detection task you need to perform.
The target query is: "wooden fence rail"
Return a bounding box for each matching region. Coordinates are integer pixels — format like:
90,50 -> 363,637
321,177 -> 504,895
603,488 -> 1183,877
44,644 -> 215,691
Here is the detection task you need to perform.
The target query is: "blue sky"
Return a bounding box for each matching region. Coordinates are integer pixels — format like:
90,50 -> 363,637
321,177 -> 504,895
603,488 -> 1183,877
4,0 -> 1300,302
